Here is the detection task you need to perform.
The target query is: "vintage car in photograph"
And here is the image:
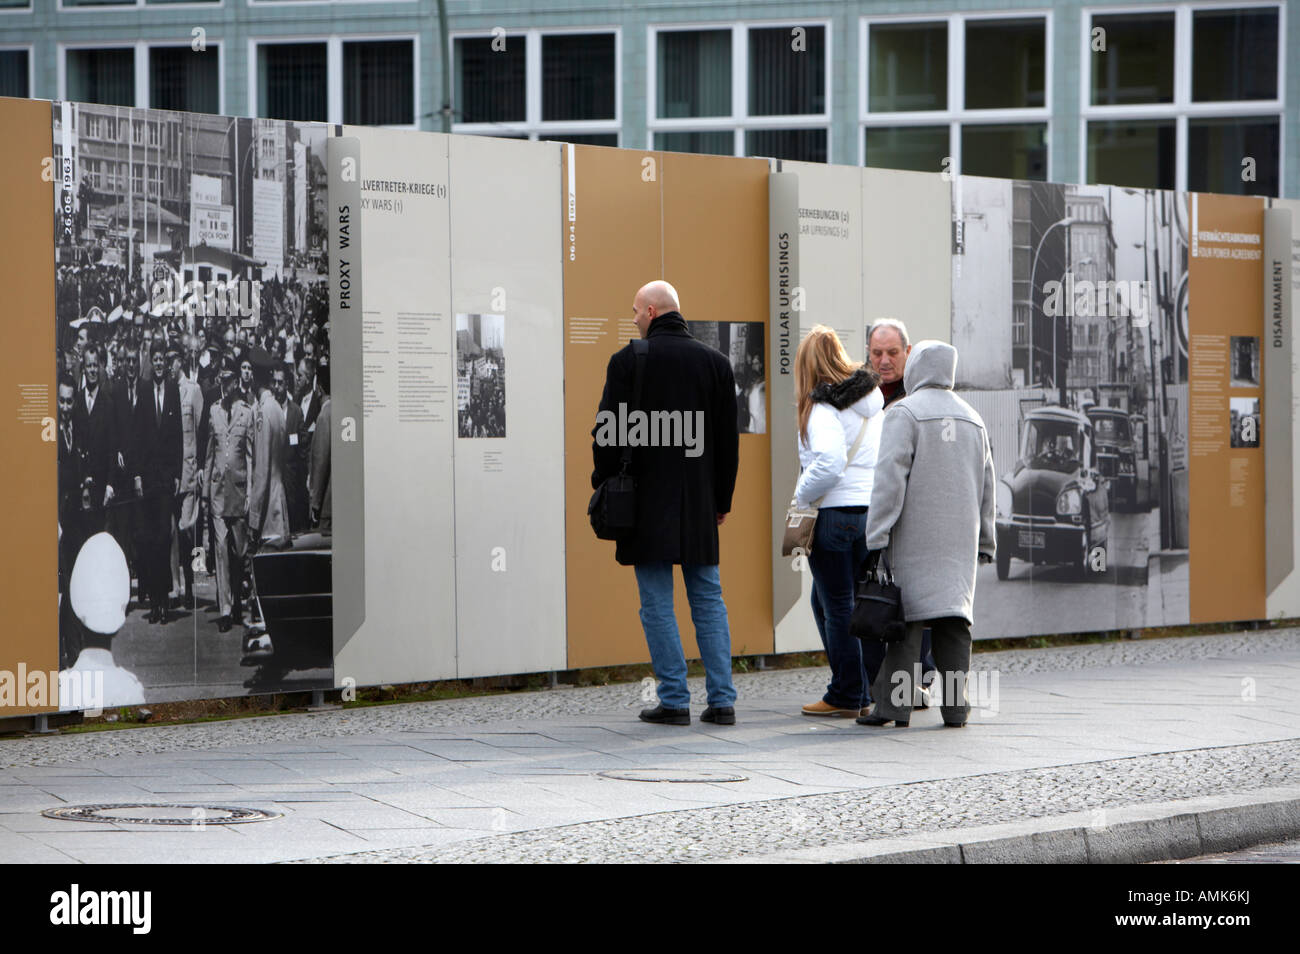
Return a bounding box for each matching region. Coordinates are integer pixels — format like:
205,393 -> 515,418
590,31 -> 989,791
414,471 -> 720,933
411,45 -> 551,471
244,532 -> 333,688
995,406 -> 1110,580
1085,406 -> 1138,511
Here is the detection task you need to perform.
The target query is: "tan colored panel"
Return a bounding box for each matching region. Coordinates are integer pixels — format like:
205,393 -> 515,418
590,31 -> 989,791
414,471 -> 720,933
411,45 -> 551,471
0,98 -> 56,714
563,145 -> 663,669
1188,192 -> 1266,623
661,152 -> 773,658
563,147 -> 774,668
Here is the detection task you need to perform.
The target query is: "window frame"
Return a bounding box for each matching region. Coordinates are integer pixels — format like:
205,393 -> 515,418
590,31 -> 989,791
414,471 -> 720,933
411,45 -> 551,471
60,41 -> 225,113
247,33 -> 419,128
858,9 -> 1054,179
0,43 -> 34,98
1079,1 -> 1286,193
449,26 -> 622,144
56,0 -> 224,11
645,18 -> 833,158
59,41 -> 141,107
145,39 -> 225,115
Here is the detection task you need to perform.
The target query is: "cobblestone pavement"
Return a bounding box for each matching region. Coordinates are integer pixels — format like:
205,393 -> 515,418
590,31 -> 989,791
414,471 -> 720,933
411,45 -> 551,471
3,629 -> 1295,769
1,629 -> 1297,864
301,739 -> 1300,863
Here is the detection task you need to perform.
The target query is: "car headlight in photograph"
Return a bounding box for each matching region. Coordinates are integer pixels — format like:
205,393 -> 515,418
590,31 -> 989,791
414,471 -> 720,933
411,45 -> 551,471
996,480 -> 1012,518
1056,487 -> 1083,516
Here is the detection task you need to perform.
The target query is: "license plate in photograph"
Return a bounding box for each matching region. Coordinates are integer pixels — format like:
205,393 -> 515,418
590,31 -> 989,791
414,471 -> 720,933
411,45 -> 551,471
1019,530 -> 1045,549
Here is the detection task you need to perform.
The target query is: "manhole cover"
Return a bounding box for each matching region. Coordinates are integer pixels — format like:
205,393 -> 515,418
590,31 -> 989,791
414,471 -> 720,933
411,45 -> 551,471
42,804 -> 280,826
598,770 -> 748,783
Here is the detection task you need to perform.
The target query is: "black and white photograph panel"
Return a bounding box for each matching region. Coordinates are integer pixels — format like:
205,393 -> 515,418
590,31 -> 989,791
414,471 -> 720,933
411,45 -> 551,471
952,178 -> 1191,638
457,313 -> 506,438
1230,336 -> 1260,387
52,103 -> 334,702
689,320 -> 766,434
1230,397 -> 1261,448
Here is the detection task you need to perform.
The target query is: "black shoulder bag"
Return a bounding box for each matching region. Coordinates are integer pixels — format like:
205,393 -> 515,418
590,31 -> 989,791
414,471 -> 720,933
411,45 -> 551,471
850,550 -> 906,642
588,338 -> 648,540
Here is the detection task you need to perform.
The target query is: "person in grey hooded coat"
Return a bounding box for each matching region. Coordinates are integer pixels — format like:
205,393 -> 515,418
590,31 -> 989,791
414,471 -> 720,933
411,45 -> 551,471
858,340 -> 996,728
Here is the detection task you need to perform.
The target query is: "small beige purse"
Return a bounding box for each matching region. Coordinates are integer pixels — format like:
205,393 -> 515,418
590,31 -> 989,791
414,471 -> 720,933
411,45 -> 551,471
781,417 -> 869,557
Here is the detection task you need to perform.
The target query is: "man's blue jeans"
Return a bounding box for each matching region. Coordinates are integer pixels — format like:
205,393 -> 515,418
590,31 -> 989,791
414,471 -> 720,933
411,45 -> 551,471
633,562 -> 737,710
808,507 -> 870,709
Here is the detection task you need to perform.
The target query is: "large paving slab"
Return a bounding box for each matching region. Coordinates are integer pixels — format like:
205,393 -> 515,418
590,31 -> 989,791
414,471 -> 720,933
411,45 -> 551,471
0,630 -> 1296,863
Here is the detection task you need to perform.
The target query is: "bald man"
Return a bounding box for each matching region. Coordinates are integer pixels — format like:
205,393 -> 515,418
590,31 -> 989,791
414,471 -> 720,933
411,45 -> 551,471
592,280 -> 741,726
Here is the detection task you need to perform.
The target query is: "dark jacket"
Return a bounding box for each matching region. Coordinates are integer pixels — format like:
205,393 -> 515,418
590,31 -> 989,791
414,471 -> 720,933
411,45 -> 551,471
591,311 -> 739,566
111,375 -> 140,488
73,382 -> 116,501
132,377 -> 183,494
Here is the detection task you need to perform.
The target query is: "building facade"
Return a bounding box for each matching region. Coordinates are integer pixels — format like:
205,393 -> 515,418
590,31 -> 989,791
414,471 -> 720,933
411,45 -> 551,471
0,1 -> 1294,197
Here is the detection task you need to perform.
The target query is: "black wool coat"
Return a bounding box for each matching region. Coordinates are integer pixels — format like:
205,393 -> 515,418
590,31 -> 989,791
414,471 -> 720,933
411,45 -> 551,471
591,311 -> 740,567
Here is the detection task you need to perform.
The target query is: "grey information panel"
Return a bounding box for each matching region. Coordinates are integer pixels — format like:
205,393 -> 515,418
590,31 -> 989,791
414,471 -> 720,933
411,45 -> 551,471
1264,205 -> 1294,592
328,135 -> 365,653
769,170 -> 801,633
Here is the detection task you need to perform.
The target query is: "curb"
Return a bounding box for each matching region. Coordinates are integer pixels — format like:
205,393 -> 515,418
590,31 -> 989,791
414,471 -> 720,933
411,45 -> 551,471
732,786 -> 1300,864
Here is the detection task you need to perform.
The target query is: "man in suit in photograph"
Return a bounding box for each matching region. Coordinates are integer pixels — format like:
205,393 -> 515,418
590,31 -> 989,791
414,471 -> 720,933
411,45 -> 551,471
73,343 -> 117,532
132,343 -> 183,624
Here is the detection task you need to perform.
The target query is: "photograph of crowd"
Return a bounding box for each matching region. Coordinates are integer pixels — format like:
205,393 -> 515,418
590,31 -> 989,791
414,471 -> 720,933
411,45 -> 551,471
457,313 -> 506,438
53,103 -> 334,702
689,320 -> 766,434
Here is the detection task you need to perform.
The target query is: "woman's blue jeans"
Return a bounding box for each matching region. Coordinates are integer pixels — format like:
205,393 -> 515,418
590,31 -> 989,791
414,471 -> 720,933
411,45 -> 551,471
808,507 -> 870,709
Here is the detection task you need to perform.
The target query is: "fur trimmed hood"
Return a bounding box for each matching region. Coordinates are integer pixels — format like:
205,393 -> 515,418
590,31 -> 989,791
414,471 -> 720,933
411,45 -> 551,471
810,367 -> 880,410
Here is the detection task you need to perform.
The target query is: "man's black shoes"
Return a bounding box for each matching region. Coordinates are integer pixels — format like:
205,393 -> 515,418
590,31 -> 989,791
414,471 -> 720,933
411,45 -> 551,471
700,706 -> 736,725
638,705 -> 690,726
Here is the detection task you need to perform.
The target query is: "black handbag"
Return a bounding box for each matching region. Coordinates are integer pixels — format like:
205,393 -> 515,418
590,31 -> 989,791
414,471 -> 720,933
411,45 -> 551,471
589,338 -> 649,540
850,550 -> 906,643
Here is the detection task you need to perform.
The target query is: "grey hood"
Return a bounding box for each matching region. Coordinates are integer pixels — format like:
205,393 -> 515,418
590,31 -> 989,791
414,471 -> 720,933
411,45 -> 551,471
903,340 -> 957,393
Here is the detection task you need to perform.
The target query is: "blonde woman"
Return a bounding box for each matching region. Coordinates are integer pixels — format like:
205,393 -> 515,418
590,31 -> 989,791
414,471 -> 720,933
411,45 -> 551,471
793,326 -> 884,717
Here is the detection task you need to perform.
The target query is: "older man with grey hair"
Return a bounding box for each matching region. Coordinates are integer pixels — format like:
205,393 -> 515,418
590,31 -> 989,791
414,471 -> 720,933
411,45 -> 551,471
867,318 -> 911,408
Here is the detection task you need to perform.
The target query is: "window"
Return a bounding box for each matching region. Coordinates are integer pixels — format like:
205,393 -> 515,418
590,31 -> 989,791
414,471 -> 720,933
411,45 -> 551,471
1090,13 -> 1175,106
453,29 -> 619,144
257,43 -> 327,123
344,40 -> 415,126
543,33 -> 615,121
150,45 -> 219,114
66,47 -> 135,106
0,49 -> 28,98
60,0 -> 218,7
455,35 -> 525,124
650,23 -> 829,162
1083,4 -> 1282,195
861,14 -> 1050,180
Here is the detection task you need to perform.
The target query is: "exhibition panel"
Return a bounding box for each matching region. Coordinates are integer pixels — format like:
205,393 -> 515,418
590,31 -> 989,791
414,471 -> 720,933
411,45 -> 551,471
0,97 -> 57,717
337,126 -> 456,686
1,92 -> 1295,714
449,134 -> 567,678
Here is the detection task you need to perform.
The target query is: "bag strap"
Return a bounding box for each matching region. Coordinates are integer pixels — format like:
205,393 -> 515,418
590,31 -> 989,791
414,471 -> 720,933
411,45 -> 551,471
811,413 -> 871,509
619,339 -> 649,475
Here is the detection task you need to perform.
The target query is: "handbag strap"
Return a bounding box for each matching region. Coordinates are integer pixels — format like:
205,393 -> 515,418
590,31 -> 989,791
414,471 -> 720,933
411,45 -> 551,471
811,412 -> 871,509
619,338 -> 649,475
